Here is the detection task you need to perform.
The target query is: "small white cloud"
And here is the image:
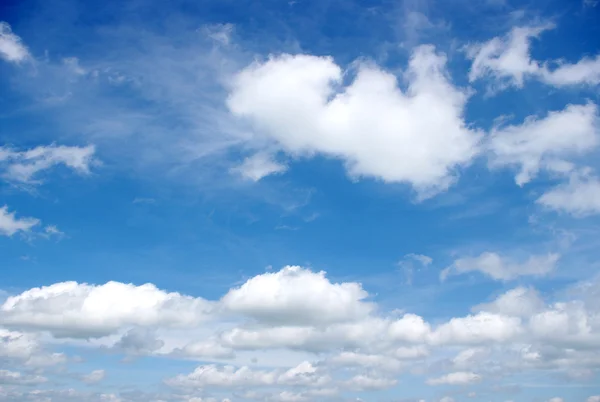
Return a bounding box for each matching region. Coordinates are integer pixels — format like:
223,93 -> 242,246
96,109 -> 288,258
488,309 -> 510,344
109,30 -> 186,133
231,152 -> 287,182
0,206 -> 40,237
202,23 -> 235,46
0,144 -> 97,185
0,22 -> 30,63
443,252 -> 559,281
467,24 -> 600,90
537,170 -> 600,216
426,371 -> 482,385
81,369 -> 105,384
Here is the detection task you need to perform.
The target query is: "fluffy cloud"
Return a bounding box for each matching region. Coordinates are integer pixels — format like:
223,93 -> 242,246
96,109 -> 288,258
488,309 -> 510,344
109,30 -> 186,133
442,252 -> 560,281
0,328 -> 66,366
0,22 -> 30,63
426,371 -> 482,385
0,144 -> 96,184
537,171 -> 600,216
473,287 -> 545,317
227,45 -> 481,196
430,312 -> 522,345
487,103 -> 599,186
467,25 -> 551,88
468,24 -> 600,89
230,152 -> 287,181
0,281 -> 214,338
0,206 -> 40,237
166,361 -> 329,389
220,266 -> 374,325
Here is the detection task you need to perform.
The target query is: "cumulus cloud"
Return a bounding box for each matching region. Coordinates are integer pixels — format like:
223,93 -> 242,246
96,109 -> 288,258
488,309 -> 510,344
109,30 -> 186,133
230,152 -> 287,181
0,328 -> 66,367
0,22 -> 30,63
220,266 -> 374,326
487,103 -> 599,186
467,24 -> 600,89
0,144 -> 97,184
442,252 -> 559,281
473,287 -> 545,317
426,371 -> 482,385
0,281 -> 214,338
227,45 -> 482,196
0,206 -> 40,237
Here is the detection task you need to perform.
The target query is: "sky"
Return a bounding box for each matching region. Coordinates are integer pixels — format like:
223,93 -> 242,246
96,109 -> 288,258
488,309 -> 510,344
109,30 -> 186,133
0,0 -> 600,401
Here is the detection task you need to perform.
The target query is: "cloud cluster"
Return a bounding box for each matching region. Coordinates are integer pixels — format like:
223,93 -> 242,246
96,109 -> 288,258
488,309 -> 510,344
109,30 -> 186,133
1,265 -> 599,398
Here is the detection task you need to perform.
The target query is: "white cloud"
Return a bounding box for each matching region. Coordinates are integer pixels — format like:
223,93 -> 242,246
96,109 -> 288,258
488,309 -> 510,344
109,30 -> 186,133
81,370 -> 105,384
0,22 -> 30,63
0,206 -> 40,237
230,152 -> 287,181
220,266 -> 374,326
473,287 -> 545,317
344,374 -> 397,391
0,144 -> 97,184
166,361 -> 329,389
537,170 -> 600,216
426,371 -> 482,385
172,339 -> 235,359
588,396 -> 600,402
487,103 -> 599,186
0,328 -> 66,367
0,369 -> 47,385
467,25 -> 551,88
431,312 -> 522,345
442,252 -> 559,281
468,24 -> 600,89
227,45 -> 482,196
546,398 -> 563,402
0,281 -> 214,338
327,351 -> 403,372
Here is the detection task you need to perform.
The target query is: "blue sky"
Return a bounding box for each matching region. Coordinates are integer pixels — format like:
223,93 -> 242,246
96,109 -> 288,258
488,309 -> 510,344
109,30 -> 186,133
1,0 -> 600,401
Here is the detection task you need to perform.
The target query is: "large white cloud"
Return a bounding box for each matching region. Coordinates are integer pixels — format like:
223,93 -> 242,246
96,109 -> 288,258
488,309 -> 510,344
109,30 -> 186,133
0,281 -> 214,338
227,45 -> 482,196
220,266 -> 374,326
